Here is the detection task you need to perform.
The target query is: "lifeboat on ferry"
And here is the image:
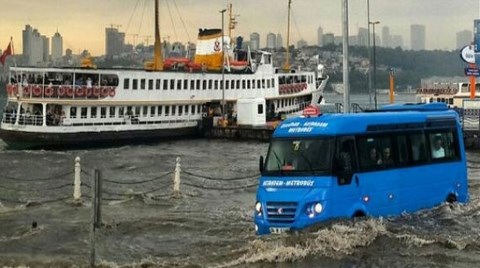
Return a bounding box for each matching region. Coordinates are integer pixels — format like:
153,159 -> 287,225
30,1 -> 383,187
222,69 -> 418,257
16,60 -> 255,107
163,57 -> 191,70
228,60 -> 248,72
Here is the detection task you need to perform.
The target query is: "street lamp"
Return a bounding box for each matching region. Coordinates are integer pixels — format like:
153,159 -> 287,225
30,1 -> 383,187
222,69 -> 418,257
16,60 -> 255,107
220,8 -> 227,119
369,20 -> 380,110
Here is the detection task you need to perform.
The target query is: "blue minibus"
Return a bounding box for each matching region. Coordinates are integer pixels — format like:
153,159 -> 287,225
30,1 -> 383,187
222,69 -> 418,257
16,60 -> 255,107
254,103 -> 469,235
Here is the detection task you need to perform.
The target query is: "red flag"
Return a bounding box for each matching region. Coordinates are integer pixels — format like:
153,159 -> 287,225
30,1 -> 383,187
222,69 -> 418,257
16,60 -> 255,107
0,42 -> 12,65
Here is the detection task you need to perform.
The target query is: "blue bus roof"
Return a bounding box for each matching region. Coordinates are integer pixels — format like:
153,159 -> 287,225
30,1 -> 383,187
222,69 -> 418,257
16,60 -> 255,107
273,103 -> 458,138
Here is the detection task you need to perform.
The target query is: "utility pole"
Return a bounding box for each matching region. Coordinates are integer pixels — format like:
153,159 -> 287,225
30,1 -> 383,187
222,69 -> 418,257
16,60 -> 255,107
367,0 -> 372,109
342,0 -> 350,113
220,8 -> 227,119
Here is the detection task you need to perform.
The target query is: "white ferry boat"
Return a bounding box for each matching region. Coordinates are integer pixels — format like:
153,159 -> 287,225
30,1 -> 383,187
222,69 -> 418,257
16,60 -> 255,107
416,81 -> 480,108
0,1 -> 328,149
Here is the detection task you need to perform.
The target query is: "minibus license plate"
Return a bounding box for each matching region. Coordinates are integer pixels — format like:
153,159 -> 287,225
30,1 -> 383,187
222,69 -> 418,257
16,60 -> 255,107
270,227 -> 289,234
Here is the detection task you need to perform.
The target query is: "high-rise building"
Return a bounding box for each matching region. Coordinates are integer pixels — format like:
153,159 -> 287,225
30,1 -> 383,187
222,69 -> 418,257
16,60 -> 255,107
297,39 -> 307,49
22,25 -> 49,65
266,33 -> 276,49
105,27 -> 126,57
357,27 -> 368,47
391,35 -> 404,49
51,30 -> 63,62
317,26 -> 324,47
382,26 -> 391,48
323,33 -> 335,45
276,33 -> 283,49
250,32 -> 260,50
410,24 -> 426,51
456,30 -> 472,49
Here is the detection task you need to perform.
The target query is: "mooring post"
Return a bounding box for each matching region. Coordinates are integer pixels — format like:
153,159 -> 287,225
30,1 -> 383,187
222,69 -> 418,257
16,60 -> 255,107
173,157 -> 181,196
74,156 -> 81,200
89,170 -> 97,267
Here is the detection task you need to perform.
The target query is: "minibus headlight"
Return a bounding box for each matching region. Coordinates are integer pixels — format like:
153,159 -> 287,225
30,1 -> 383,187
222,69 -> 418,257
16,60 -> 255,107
314,203 -> 323,214
305,202 -> 323,216
255,201 -> 262,213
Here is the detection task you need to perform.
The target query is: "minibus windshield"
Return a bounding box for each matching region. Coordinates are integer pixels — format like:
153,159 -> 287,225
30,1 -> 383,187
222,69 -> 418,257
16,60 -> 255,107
264,138 -> 333,175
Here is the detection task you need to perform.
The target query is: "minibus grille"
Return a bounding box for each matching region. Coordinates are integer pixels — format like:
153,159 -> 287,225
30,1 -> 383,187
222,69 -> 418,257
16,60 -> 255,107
266,202 -> 297,224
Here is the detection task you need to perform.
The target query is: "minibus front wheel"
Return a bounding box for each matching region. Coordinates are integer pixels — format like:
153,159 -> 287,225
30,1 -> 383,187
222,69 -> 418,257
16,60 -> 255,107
352,210 -> 366,220
446,193 -> 457,203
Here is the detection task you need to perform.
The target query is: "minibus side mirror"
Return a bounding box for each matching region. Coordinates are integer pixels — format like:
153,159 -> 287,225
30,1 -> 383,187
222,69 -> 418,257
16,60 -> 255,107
259,155 -> 264,173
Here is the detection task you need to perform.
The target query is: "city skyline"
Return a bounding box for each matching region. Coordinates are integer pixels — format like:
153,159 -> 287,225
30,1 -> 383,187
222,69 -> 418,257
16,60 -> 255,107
1,0 -> 479,55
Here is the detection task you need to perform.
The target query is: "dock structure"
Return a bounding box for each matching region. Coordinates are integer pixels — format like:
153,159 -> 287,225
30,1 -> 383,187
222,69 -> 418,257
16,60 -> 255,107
204,108 -> 480,150
204,125 -> 273,141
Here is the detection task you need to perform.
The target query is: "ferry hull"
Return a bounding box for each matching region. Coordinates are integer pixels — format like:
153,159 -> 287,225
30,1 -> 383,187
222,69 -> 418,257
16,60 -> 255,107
0,127 -> 200,149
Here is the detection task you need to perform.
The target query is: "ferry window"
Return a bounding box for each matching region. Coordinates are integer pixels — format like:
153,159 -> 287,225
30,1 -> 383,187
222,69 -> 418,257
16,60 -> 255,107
203,80 -> 207,90
190,80 -> 195,90
132,79 -> 138,90
135,106 -> 141,116
214,80 -> 218,90
70,107 -> 77,119
163,80 -> 168,90
184,79 -> 188,90
170,79 -> 175,90
236,80 -> 240,89
208,79 -> 213,89
335,138 -> 356,174
252,80 -> 256,89
81,107 -> 87,118
247,80 -> 251,89
109,107 -> 116,118
157,105 -> 163,116
257,104 -> 264,114
196,80 -> 201,90
148,79 -> 153,90
150,106 -> 155,117
191,105 -> 196,115
123,79 -> 130,90
409,133 -> 427,162
140,79 -> 146,90
449,98 -> 453,105
242,80 -> 246,89
142,106 -> 148,116
165,106 -> 170,116
185,105 -> 189,114
262,79 -> 265,88
271,79 -> 275,88
119,107 -> 124,118
172,105 -> 176,115
197,105 -> 201,114
231,80 -> 235,90
257,80 -> 261,89
100,107 -> 107,118
156,79 -> 161,90
178,105 -> 183,115
225,80 -> 229,90
220,80 -> 224,90
177,80 -> 182,90
91,107 -> 97,118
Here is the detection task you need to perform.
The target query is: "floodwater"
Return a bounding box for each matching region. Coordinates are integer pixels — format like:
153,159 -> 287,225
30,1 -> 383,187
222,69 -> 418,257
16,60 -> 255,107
0,139 -> 479,268
1,93 -> 480,267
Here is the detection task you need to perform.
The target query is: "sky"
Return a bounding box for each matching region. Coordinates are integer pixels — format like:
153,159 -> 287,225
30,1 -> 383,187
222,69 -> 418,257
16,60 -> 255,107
0,0 -> 479,56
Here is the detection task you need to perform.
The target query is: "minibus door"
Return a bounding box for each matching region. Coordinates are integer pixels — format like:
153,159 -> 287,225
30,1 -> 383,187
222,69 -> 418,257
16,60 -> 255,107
334,137 -> 362,215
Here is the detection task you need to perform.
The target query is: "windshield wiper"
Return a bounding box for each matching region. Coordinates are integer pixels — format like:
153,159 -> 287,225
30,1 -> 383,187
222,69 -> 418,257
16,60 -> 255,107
271,150 -> 284,175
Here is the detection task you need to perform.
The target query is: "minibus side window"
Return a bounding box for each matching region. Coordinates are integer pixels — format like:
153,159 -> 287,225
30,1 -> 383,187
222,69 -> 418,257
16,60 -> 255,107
335,138 -> 356,185
409,133 -> 428,163
395,135 -> 410,166
427,130 -> 459,161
